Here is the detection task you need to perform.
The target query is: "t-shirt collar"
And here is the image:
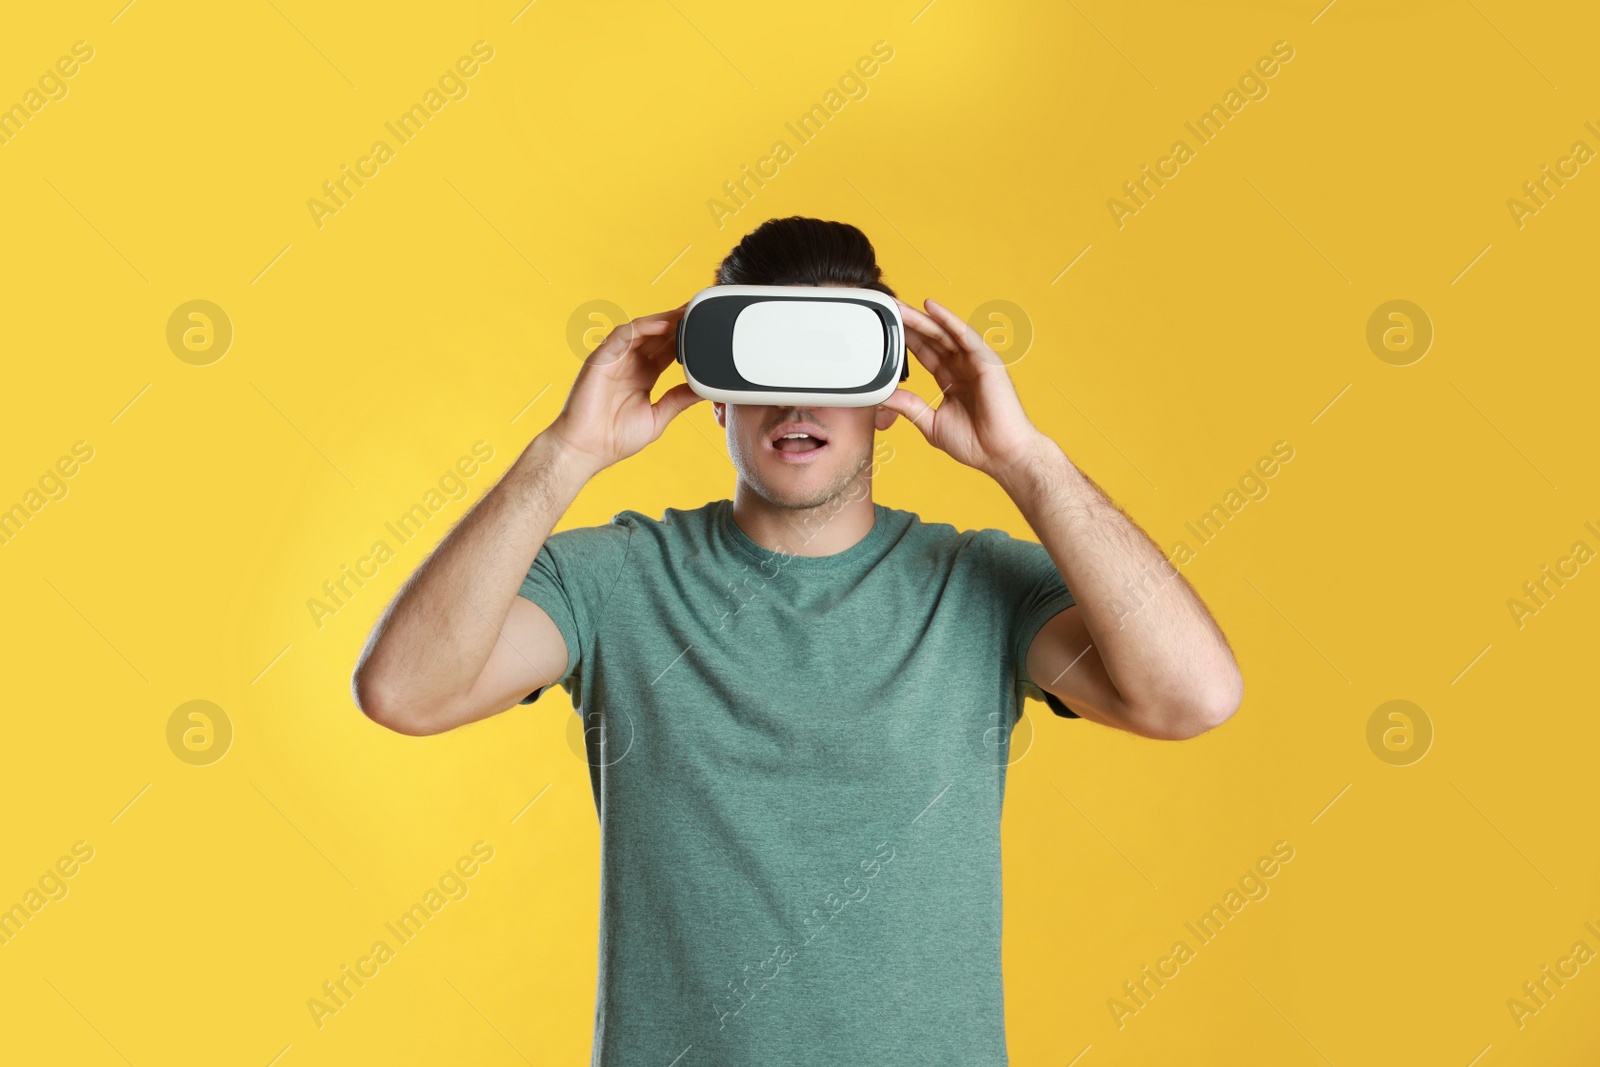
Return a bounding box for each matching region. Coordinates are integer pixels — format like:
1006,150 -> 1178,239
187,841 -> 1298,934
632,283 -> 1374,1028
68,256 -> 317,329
717,497 -> 891,569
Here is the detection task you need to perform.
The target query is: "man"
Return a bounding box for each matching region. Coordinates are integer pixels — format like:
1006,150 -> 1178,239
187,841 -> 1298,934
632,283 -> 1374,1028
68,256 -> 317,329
352,217 -> 1242,1065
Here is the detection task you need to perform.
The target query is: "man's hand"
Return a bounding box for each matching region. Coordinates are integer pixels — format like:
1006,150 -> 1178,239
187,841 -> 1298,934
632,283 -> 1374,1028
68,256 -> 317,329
876,297 -> 1047,482
546,304 -> 704,478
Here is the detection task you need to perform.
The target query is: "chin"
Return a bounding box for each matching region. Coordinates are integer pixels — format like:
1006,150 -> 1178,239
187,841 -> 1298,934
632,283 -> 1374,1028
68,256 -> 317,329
769,457 -> 874,510
769,487 -> 841,511
753,471 -> 838,511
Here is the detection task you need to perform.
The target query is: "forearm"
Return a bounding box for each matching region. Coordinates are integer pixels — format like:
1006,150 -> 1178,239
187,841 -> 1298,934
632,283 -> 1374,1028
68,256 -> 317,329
352,431 -> 594,728
995,435 -> 1242,728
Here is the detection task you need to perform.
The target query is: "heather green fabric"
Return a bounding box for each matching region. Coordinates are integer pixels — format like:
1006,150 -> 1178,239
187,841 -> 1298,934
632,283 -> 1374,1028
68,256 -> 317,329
517,497 -> 1077,1067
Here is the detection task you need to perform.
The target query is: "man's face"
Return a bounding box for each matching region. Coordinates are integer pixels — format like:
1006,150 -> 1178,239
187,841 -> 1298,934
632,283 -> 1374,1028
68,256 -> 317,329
714,401 -> 899,509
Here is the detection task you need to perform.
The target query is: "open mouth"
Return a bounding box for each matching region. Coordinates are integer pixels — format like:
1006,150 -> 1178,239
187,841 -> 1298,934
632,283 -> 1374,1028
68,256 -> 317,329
774,433 -> 825,453
767,423 -> 830,462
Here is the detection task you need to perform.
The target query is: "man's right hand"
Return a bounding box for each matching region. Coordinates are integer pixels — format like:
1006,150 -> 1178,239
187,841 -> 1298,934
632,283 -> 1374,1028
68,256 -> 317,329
544,304 -> 704,477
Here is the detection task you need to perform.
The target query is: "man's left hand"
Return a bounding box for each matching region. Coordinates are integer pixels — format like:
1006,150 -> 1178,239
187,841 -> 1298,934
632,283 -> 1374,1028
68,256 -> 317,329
877,297 -> 1048,483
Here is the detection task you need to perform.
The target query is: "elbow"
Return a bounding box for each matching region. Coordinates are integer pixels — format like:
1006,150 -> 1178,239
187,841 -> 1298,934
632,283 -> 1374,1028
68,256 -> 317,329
351,664 -> 439,737
1187,672 -> 1244,738
1135,668 -> 1243,741
1176,666 -> 1243,738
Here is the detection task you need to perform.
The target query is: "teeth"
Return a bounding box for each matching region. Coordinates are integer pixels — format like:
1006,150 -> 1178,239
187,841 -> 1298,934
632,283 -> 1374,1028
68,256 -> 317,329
782,433 -> 808,439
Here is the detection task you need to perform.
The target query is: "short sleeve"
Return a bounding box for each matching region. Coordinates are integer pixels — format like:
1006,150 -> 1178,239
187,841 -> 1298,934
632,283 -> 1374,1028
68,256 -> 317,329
980,530 -> 1081,718
515,519 -> 633,705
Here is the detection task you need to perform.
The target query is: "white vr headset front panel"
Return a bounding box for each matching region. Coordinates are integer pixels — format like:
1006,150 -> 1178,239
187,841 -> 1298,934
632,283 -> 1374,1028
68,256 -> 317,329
677,285 -> 906,407
731,300 -> 884,389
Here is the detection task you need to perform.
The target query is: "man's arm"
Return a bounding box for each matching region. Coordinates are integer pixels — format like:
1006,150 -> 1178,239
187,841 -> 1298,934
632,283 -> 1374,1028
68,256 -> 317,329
879,296 -> 1242,741
351,432 -> 592,735
997,439 -> 1242,740
351,304 -> 699,736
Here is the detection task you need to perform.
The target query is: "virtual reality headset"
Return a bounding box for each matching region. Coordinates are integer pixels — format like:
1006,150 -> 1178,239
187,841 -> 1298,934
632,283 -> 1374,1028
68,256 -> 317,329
676,284 -> 907,407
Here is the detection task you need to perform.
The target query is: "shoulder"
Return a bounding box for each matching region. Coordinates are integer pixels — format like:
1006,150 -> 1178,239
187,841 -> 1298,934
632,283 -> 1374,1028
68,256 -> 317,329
608,499 -> 720,535
880,505 -> 1028,561
547,513 -> 634,545
552,498 -> 715,537
882,508 -> 1061,596
537,517 -> 633,580
600,499 -> 724,556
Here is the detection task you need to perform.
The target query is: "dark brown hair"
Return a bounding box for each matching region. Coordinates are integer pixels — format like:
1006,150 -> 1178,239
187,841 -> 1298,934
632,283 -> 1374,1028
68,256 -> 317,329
714,216 -> 897,299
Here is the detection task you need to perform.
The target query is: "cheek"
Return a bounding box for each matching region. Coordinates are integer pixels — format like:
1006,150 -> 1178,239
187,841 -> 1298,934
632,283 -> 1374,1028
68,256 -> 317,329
827,431 -> 876,476
725,427 -> 767,472
837,418 -> 879,457
735,425 -> 765,459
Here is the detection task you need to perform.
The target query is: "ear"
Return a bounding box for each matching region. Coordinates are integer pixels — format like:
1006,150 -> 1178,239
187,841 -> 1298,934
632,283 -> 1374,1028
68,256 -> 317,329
874,404 -> 899,431
712,402 -> 726,428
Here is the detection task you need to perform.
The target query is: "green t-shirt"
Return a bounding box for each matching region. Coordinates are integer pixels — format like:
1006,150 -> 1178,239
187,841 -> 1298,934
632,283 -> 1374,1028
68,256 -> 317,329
517,497 -> 1077,1066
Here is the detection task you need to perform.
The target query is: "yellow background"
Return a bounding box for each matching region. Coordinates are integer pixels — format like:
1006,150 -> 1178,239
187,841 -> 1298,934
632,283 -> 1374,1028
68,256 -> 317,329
3,0 -> 1597,1064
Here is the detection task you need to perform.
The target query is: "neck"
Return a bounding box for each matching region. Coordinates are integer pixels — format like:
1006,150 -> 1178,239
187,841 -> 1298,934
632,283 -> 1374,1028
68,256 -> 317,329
730,480 -> 877,557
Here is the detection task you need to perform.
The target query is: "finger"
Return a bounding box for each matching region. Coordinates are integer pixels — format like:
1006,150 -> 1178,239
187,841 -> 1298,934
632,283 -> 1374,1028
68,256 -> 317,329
897,298 -> 961,360
634,321 -> 679,361
653,303 -> 688,326
627,315 -> 678,337
896,299 -> 953,343
896,299 -> 953,348
631,301 -> 690,362
920,298 -> 992,362
896,300 -> 958,380
620,331 -> 683,394
591,314 -> 677,369
651,382 -> 704,436
901,330 -> 953,392
877,388 -> 936,440
642,302 -> 689,323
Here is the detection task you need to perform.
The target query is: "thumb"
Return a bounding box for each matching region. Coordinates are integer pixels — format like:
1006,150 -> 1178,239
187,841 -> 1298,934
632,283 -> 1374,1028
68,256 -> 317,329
878,388 -> 936,439
651,382 -> 704,435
